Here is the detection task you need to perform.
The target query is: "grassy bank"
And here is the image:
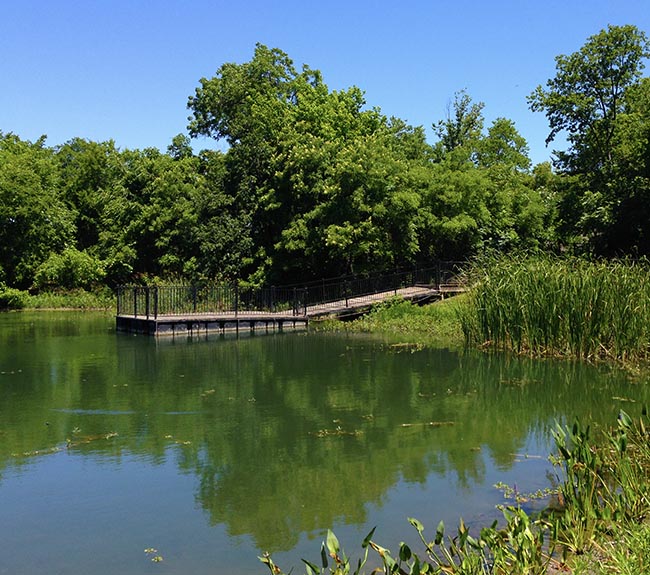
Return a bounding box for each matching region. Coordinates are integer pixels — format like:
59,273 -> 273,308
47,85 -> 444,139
322,255 -> 650,363
313,295 -> 466,347
262,408 -> 650,575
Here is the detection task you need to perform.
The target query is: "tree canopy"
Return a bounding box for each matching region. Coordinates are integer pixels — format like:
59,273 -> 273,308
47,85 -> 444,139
185,45 -> 545,282
529,24 -> 650,255
3,26 -> 649,292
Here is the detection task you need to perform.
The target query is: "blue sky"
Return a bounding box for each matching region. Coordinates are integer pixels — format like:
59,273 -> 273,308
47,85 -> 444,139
2,0 -> 648,165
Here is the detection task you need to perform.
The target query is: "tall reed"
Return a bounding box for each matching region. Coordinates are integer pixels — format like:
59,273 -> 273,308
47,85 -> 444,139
459,255 -> 650,360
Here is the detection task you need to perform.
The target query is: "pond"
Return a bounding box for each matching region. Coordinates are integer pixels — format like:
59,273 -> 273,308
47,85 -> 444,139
0,311 -> 647,574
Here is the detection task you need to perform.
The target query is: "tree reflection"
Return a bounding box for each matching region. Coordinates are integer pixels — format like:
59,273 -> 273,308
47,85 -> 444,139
0,313 -> 644,551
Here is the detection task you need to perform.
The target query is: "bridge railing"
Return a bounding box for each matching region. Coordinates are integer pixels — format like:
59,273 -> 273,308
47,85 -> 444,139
116,285 -> 308,319
300,262 -> 466,309
116,261 -> 466,319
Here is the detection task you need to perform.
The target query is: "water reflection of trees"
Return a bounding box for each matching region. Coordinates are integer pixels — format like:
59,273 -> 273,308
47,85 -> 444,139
0,314 -> 645,551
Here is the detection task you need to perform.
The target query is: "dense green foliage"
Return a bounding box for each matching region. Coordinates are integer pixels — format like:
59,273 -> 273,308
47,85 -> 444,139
0,286 -> 29,309
0,134 -> 75,288
263,409 -> 650,574
25,288 -> 115,310
529,24 -> 650,255
461,255 -> 650,360
1,25 -> 648,294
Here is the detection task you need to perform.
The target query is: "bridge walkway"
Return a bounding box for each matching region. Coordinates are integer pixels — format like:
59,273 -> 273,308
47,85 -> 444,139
115,264 -> 465,336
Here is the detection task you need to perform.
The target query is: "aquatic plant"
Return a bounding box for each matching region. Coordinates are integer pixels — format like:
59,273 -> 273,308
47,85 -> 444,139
460,255 -> 650,360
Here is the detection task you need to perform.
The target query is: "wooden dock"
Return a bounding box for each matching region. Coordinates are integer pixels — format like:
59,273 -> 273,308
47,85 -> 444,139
115,285 -> 459,336
116,312 -> 308,336
115,264 -> 466,336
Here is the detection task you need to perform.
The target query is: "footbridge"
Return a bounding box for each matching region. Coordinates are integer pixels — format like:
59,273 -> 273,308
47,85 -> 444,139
115,263 -> 465,336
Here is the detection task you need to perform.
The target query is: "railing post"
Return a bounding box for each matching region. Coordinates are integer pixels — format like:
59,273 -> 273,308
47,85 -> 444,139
153,287 -> 159,318
293,287 -> 297,316
145,287 -> 150,319
192,286 -> 197,313
133,287 -> 138,318
234,283 -> 239,318
303,288 -> 308,316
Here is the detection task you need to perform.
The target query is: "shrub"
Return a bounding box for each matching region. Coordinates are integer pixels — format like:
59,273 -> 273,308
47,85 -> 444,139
33,248 -> 105,291
0,286 -> 28,309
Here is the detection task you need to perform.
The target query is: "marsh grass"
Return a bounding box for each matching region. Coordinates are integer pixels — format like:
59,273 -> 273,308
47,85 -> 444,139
460,255 -> 650,361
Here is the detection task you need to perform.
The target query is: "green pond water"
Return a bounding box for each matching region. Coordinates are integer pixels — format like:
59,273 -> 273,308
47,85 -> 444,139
0,311 -> 648,574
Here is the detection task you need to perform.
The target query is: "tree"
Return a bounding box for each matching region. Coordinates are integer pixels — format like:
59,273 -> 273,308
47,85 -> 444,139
529,24 -> 650,255
96,145 -> 205,284
0,132 -> 75,288
187,44 -> 429,282
167,133 -> 194,160
56,138 -> 122,251
424,93 -> 547,258
433,89 -> 484,159
187,44 -> 304,282
192,149 -> 253,281
188,44 -> 299,146
601,78 -> 650,254
476,117 -> 531,172
279,122 -> 426,277
529,24 -> 649,175
188,46 -> 549,279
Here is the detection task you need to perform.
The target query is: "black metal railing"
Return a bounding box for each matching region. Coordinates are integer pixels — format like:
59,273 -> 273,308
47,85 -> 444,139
299,262 -> 465,309
116,261 -> 466,319
116,285 -> 308,319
